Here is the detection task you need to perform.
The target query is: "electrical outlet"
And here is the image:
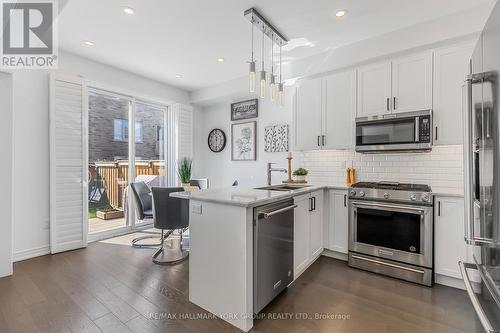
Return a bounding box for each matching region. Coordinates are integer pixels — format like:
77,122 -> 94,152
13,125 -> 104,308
192,204 -> 202,215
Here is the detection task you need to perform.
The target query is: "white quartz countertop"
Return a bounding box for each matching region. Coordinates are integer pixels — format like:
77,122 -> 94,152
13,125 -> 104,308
170,185 -> 334,207
170,183 -> 463,207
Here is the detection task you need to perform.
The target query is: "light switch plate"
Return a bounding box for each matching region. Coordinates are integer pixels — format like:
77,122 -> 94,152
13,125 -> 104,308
192,203 -> 202,215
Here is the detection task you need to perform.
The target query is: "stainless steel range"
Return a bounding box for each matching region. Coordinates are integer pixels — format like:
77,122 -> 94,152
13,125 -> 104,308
348,181 -> 434,286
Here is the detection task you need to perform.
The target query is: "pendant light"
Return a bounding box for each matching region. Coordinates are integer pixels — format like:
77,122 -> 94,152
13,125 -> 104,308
270,36 -> 276,101
277,44 -> 284,107
259,28 -> 266,99
248,22 -> 256,93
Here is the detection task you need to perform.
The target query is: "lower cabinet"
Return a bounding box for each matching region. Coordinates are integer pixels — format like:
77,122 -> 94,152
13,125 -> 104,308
294,190 -> 324,278
328,190 -> 349,254
434,195 -> 476,280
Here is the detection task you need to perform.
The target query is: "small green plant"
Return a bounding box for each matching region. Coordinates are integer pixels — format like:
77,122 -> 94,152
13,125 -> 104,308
293,168 -> 308,176
178,157 -> 192,184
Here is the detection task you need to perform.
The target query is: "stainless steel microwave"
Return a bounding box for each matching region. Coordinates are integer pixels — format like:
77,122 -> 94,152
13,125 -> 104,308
355,110 -> 432,153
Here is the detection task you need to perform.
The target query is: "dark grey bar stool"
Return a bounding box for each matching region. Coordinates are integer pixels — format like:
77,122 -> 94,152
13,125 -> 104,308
151,187 -> 189,264
130,182 -> 162,248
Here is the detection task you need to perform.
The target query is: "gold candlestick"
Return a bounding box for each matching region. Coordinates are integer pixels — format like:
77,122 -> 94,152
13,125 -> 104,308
286,157 -> 293,183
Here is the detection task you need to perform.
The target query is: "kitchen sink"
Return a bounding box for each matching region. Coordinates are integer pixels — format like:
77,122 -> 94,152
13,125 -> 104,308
255,184 -> 312,191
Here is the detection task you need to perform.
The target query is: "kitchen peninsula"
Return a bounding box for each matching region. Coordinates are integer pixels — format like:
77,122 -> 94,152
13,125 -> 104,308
171,185 -> 331,331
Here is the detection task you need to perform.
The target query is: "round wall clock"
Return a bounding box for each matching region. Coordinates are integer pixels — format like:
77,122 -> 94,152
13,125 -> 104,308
208,128 -> 226,152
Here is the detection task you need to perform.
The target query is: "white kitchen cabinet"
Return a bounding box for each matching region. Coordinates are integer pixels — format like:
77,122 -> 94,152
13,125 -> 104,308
293,191 -> 324,279
328,190 -> 349,254
294,194 -> 311,277
323,70 -> 356,149
434,196 -> 467,279
356,61 -> 391,117
433,43 -> 473,145
391,52 -> 433,113
310,190 -> 324,258
294,77 -> 323,150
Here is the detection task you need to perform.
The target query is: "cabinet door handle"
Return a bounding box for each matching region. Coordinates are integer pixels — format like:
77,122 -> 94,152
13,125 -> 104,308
386,97 -> 390,111
317,136 -> 321,147
393,97 -> 397,110
313,197 -> 316,211
322,135 -> 325,146
309,198 -> 313,212
344,194 -> 347,207
438,201 -> 441,216
435,126 -> 438,141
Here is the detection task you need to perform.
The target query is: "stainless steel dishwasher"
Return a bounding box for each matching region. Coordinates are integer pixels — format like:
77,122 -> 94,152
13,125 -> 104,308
253,198 -> 296,313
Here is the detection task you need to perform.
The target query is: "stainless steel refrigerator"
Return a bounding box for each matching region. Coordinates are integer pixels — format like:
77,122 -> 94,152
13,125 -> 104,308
462,1 -> 500,332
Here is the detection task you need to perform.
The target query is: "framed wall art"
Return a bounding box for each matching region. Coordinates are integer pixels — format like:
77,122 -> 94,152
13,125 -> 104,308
231,121 -> 256,161
264,124 -> 289,152
231,99 -> 258,121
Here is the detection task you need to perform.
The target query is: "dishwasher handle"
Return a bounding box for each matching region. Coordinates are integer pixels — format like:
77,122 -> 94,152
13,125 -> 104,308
258,204 -> 298,219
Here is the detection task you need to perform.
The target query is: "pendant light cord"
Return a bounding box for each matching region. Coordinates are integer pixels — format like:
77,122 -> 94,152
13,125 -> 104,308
251,19 -> 254,62
262,27 -> 265,70
279,45 -> 282,83
271,35 -> 274,75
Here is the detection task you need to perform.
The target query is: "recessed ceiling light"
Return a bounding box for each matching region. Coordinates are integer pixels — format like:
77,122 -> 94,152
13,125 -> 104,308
335,10 -> 347,17
217,57 -> 225,62
175,74 -> 182,78
83,40 -> 94,46
123,7 -> 135,15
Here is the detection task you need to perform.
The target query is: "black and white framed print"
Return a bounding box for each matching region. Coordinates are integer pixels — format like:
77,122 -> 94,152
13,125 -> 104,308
207,128 -> 226,152
231,99 -> 258,121
264,124 -> 289,152
231,121 -> 256,161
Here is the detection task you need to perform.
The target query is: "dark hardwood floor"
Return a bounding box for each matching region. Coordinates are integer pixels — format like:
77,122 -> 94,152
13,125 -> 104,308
0,233 -> 476,333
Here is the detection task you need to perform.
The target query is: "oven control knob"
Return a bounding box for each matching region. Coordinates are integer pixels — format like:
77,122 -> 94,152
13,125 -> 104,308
383,193 -> 390,199
349,190 -> 356,197
410,194 -> 417,201
359,191 -> 365,197
421,194 -> 430,202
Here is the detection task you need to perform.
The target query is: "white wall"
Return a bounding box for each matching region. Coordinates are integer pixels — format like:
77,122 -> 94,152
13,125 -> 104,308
192,87 -> 303,189
0,72 -> 13,276
11,51 -> 190,261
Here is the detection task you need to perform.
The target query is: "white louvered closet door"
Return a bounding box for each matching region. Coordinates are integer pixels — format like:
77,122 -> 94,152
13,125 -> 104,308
50,75 -> 87,253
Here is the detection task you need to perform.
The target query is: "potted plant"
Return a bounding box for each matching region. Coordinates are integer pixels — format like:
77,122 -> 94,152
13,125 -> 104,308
178,157 -> 192,186
293,167 -> 308,182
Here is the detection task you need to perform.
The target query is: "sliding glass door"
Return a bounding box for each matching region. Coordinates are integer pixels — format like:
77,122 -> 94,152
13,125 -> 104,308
87,89 -> 169,239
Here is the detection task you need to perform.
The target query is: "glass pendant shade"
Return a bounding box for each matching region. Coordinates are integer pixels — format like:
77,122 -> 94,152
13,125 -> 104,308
249,61 -> 256,93
278,82 -> 285,107
270,75 -> 276,101
260,70 -> 267,99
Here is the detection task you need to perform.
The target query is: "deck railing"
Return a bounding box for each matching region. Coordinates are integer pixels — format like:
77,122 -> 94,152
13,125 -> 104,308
90,160 -> 165,209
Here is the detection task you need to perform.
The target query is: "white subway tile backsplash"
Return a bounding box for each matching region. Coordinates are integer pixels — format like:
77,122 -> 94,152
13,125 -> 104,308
302,145 -> 463,194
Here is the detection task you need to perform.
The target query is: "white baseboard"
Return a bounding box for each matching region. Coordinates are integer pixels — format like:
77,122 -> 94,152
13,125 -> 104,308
13,245 -> 50,262
322,249 -> 348,261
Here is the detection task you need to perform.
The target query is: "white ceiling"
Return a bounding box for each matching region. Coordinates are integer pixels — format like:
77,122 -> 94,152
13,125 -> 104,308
58,0 -> 493,92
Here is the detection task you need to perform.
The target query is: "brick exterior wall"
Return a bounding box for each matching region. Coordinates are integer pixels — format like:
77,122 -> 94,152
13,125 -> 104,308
88,93 -> 165,161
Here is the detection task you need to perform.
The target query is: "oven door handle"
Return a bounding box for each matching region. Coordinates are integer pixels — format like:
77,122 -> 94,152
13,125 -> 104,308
351,201 -> 427,214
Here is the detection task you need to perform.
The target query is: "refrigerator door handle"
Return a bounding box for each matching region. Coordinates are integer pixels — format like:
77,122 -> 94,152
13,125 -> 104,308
463,78 -> 475,244
459,261 -> 500,333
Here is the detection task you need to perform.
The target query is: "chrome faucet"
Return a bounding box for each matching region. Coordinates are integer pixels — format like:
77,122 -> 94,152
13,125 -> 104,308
267,162 -> 287,186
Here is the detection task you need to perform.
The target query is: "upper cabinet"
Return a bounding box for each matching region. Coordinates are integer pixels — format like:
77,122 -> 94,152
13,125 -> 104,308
294,77 -> 323,151
391,52 -> 433,113
294,70 -> 355,150
293,42 -> 473,151
323,70 -> 356,149
356,52 -> 432,117
433,43 -> 473,145
356,61 -> 391,117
